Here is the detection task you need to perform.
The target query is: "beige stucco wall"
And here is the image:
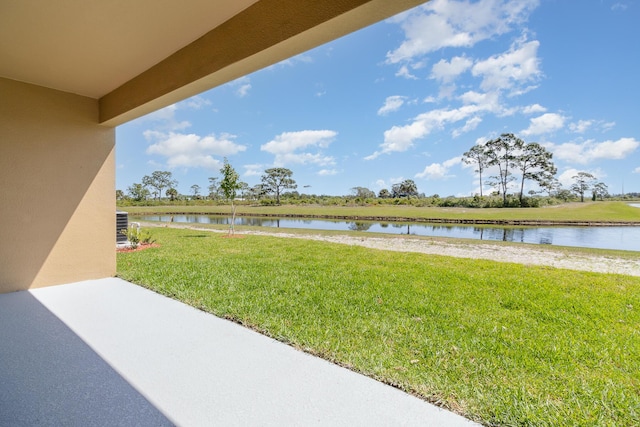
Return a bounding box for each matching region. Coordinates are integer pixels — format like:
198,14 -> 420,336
0,78 -> 115,293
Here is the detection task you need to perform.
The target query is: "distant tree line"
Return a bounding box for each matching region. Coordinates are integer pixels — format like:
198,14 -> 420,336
117,135 -> 615,208
119,167 -> 298,205
461,133 -> 557,207
459,133 -> 610,206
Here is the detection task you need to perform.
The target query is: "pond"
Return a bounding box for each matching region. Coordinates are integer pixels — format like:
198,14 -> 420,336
135,214 -> 640,252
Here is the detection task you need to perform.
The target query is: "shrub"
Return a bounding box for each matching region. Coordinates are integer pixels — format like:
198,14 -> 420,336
120,226 -> 155,249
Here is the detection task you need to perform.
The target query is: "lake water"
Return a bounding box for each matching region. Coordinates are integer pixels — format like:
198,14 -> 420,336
136,214 -> 640,252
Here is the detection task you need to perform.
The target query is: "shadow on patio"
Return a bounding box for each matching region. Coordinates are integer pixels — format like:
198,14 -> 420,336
0,285 -> 171,425
0,278 -> 478,426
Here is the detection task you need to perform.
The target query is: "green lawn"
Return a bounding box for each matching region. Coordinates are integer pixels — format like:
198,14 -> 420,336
122,201 -> 640,223
117,227 -> 640,426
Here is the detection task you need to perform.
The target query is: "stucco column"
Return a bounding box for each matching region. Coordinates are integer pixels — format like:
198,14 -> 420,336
0,78 -> 115,292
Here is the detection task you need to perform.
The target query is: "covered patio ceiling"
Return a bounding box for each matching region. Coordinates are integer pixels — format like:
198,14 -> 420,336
1,0 -> 428,126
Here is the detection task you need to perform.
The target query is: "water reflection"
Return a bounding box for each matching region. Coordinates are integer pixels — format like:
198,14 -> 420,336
349,222 -> 373,232
136,215 -> 640,251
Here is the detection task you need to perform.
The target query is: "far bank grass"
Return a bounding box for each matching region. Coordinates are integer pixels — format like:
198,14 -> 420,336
118,227 -> 640,426
122,201 -> 640,223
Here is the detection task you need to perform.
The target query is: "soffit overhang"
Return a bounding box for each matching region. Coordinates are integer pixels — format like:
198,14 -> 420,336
0,0 -> 428,126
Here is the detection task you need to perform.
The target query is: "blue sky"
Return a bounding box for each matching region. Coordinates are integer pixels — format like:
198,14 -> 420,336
116,0 -> 639,197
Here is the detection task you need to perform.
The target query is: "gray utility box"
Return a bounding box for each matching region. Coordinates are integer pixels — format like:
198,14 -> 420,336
116,211 -> 128,243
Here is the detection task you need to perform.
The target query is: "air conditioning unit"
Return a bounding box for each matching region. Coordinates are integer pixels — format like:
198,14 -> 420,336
116,211 -> 128,244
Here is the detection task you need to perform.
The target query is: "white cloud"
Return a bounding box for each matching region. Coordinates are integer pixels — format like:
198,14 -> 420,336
388,2 -> 541,108
459,91 -> 506,116
415,156 -> 462,180
557,168 -> 579,188
147,159 -> 163,168
633,167 -> 640,174
416,164 -> 450,180
145,131 -> 246,170
365,122 -> 425,160
237,84 -> 251,97
521,112 -> 566,136
386,0 -> 539,64
367,101 -> 499,160
181,95 -> 212,110
430,56 -> 473,83
318,169 -> 338,176
261,130 -> 336,154
475,135 -> 491,145
378,96 -> 407,115
227,76 -> 252,97
438,84 -> 457,100
374,177 -> 405,190
522,104 -> 546,114
375,179 -> 387,189
243,164 -> 264,177
141,95 -> 215,132
471,39 -> 541,93
557,168 -> 604,188
508,84 -> 539,97
395,65 -> 419,80
261,130 -> 337,167
452,116 -> 482,138
273,153 -> 335,167
549,138 -> 640,164
569,119 -> 616,134
569,120 -> 593,134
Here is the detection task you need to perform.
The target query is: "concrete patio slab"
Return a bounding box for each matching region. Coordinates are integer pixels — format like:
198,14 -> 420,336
1,278 -> 479,426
